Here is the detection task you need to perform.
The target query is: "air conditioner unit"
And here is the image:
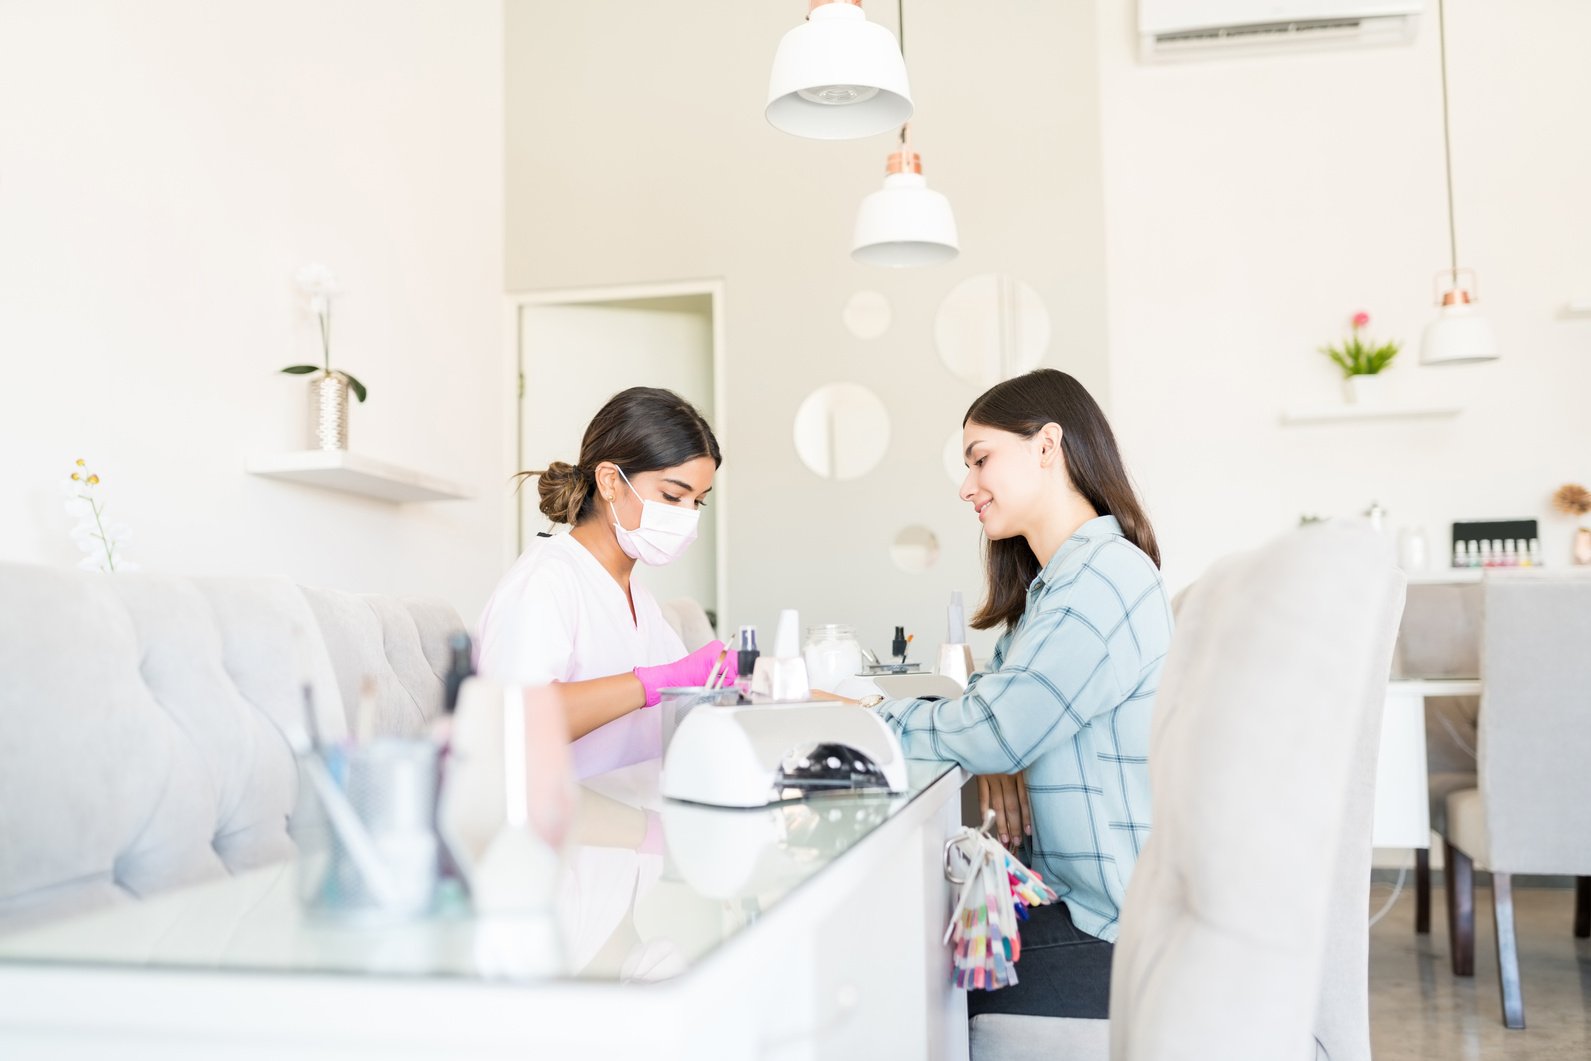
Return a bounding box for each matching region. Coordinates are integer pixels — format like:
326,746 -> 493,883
1139,0 -> 1422,62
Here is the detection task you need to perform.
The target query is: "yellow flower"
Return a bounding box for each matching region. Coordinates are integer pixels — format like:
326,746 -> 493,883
75,459 -> 86,467
87,474 -> 100,485
70,472 -> 81,481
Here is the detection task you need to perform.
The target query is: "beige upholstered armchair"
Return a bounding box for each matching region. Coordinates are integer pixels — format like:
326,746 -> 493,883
1436,574 -> 1591,1029
970,521 -> 1404,1061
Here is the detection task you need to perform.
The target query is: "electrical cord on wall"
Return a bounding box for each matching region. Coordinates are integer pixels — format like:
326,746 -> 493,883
1367,865 -> 1408,929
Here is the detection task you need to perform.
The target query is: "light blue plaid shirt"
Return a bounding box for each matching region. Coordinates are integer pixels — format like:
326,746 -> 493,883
874,515 -> 1172,942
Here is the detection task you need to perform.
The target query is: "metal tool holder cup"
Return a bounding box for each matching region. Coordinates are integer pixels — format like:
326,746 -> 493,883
295,737 -> 443,923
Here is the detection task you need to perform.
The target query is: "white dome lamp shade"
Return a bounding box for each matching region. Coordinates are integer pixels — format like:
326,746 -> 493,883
852,133 -> 958,268
1422,269 -> 1498,365
766,0 -> 913,141
1421,0 -> 1498,367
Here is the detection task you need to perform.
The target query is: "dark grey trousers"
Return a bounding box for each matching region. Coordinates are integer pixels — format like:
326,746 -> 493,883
965,901 -> 1114,1020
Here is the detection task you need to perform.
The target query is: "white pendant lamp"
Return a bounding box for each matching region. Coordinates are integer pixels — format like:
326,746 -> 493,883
1424,270 -> 1498,364
766,0 -> 913,141
851,127 -> 958,268
1421,0 -> 1498,366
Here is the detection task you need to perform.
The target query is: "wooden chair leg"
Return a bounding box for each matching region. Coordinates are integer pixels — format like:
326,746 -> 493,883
1576,877 -> 1590,939
1492,871 -> 1526,1029
1415,847 -> 1431,934
1444,839 -> 1475,977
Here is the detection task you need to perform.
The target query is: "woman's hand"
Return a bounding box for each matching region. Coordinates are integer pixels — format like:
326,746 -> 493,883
632,641 -> 736,707
978,772 -> 1032,848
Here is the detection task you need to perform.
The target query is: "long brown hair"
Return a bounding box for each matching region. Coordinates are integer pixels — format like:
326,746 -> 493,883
516,387 -> 721,524
964,369 -> 1159,633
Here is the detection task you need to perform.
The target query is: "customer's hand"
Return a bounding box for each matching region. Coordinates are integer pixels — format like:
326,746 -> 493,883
978,772 -> 1032,848
632,641 -> 736,707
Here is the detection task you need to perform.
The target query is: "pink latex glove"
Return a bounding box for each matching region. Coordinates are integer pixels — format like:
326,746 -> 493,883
633,640 -> 737,708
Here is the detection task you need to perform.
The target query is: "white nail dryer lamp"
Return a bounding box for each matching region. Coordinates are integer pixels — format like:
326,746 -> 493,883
660,702 -> 908,809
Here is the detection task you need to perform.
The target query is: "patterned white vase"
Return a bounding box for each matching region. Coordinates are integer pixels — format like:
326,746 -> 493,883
309,371 -> 350,450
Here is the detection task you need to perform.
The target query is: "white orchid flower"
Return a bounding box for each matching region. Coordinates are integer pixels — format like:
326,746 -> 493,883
295,264 -> 340,316
61,459 -> 133,573
281,264 -> 366,401
294,263 -> 340,296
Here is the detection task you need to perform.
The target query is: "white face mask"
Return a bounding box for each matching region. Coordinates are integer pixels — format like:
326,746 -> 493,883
609,468 -> 700,566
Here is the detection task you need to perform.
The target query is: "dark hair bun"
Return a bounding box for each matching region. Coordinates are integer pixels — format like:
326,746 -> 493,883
535,461 -> 590,525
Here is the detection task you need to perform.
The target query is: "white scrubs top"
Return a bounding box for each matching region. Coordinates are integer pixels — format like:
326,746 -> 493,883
477,531 -> 686,779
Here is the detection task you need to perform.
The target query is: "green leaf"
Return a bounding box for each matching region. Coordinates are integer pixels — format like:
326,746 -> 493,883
343,373 -> 368,403
281,365 -> 320,375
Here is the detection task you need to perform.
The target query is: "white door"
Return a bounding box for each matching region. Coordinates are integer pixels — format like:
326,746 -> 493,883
519,294 -> 718,625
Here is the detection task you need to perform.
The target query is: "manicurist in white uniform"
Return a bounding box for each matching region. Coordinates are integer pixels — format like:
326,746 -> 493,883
477,387 -> 734,779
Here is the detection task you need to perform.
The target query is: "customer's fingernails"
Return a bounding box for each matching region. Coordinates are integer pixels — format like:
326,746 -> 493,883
1000,834 -> 1009,845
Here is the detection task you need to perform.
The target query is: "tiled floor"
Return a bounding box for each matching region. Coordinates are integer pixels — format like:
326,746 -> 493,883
1369,881 -> 1591,1059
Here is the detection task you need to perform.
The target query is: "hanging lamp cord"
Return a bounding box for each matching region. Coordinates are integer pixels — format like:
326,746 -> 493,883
1437,0 -> 1459,282
898,0 -> 908,147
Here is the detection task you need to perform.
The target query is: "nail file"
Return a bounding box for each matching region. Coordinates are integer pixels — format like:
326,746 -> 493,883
704,646 -> 729,691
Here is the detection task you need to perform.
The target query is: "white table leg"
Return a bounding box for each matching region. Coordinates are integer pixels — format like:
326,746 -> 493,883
1372,688 -> 1432,850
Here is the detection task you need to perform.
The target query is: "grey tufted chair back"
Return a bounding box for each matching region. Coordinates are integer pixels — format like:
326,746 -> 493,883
0,563 -> 463,932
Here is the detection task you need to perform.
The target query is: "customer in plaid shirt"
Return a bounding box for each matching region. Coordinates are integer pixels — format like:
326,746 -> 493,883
872,369 -> 1171,1022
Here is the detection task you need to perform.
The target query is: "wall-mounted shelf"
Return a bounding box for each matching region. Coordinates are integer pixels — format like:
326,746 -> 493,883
246,450 -> 473,503
1564,300 -> 1591,316
1403,568 -> 1485,585
1279,404 -> 1462,426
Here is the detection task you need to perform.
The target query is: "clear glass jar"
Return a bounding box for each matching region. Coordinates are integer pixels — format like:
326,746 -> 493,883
803,624 -> 863,693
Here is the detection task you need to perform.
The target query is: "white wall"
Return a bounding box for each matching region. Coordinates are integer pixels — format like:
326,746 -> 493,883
1096,0 -> 1591,592
0,1 -> 505,619
504,0 -> 1110,662
34,0 -> 1577,654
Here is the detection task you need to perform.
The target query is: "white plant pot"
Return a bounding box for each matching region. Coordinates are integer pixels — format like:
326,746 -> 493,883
1342,373 -> 1387,405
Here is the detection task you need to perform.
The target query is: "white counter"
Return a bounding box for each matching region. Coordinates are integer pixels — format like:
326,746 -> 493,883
0,759 -> 970,1061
